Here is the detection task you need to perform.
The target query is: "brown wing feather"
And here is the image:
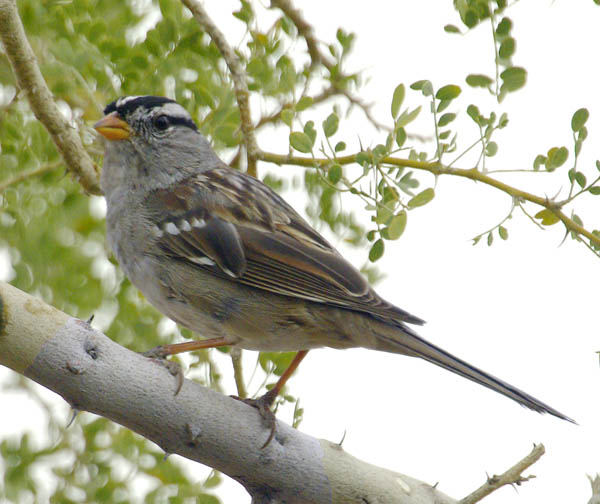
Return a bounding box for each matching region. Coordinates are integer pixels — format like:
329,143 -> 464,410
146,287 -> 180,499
147,169 -> 425,326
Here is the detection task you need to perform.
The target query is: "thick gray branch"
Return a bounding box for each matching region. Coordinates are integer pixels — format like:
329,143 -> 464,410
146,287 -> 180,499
0,281 -> 456,504
0,0 -> 101,195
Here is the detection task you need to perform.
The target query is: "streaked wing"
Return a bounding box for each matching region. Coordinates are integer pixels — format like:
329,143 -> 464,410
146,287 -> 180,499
146,167 -> 424,325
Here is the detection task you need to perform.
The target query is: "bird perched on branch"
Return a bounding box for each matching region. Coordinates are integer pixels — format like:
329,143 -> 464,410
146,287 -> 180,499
94,95 -> 573,446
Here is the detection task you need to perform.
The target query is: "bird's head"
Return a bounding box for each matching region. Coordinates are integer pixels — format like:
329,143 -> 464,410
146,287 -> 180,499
94,95 -> 220,195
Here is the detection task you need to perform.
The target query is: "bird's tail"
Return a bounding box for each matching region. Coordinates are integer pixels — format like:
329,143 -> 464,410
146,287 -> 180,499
375,323 -> 575,423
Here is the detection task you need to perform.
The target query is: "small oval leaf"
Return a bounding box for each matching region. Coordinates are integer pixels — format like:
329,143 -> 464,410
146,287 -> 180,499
407,188 -> 435,208
571,108 -> 589,132
500,66 -> 527,92
369,239 -> 384,262
296,96 -> 313,111
281,109 -> 294,126
328,164 -> 342,184
386,211 -> 407,240
435,84 -> 461,101
391,84 -> 405,118
438,113 -> 456,127
289,132 -> 313,153
322,113 -> 339,138
466,74 -> 493,88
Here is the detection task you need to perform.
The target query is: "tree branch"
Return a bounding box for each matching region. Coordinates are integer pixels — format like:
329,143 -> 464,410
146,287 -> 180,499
230,346 -> 248,399
0,280 -> 459,504
259,151 -> 600,249
588,474 -> 600,504
0,0 -> 101,195
270,0 -> 334,70
459,444 -> 545,504
181,0 -> 260,177
0,160 -> 60,193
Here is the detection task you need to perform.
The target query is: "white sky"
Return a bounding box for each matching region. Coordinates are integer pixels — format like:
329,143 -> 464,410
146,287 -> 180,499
2,1 -> 600,503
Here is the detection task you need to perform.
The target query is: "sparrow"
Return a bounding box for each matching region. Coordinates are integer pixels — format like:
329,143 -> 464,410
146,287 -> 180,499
94,95 -> 573,446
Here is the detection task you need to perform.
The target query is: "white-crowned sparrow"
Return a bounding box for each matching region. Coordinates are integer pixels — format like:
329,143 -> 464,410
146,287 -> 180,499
94,96 -> 573,443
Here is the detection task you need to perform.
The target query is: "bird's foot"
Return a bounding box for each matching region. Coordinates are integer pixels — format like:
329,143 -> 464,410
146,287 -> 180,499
232,388 -> 279,449
141,346 -> 184,395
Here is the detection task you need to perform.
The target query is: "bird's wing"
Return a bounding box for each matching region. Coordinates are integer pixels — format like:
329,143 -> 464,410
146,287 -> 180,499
145,167 -> 424,325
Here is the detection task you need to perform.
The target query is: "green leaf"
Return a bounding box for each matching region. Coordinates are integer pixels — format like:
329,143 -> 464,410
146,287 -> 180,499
467,104 -> 481,123
499,226 -> 508,240
356,151 -> 371,167
410,80 -> 433,96
466,74 -> 493,88
496,17 -> 512,36
499,113 -> 509,128
386,211 -> 407,240
498,37 -> 516,59
391,84 -> 405,118
376,204 -> 393,225
395,127 -> 407,148
304,121 -> 317,145
571,108 -> 589,132
500,66 -> 527,92
335,141 -> 346,152
485,141 -> 498,156
328,164 -> 342,184
259,351 -> 296,375
289,132 -> 313,153
533,154 -> 546,170
444,24 -> 461,34
534,209 -> 560,226
296,96 -> 313,111
281,109 -> 294,126
435,84 -> 461,101
396,106 -> 421,127
438,113 -> 456,127
410,79 -> 429,91
575,172 -> 586,188
545,146 -> 569,171
407,188 -> 435,208
589,186 -> 600,195
369,239 -> 384,262
436,99 -> 451,113
597,160 -> 600,172
322,113 -> 339,138
487,232 -> 493,246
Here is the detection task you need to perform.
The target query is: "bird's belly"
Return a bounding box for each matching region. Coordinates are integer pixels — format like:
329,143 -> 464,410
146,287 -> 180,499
125,255 -> 360,352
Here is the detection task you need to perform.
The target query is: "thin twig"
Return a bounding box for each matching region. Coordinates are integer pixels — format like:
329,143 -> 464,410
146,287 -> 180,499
181,0 -> 260,177
0,0 -> 101,195
259,150 -> 600,249
270,0 -> 334,70
459,443 -> 545,504
255,86 -> 339,130
0,161 -> 61,193
342,90 -> 391,133
229,347 -> 247,399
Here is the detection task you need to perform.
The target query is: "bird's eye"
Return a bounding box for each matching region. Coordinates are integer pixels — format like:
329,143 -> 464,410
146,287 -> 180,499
153,115 -> 170,131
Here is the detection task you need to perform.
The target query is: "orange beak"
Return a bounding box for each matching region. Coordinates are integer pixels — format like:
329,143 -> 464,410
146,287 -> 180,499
93,111 -> 131,140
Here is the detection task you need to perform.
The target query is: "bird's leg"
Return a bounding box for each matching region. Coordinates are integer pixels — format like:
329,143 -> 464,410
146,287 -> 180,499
236,350 -> 309,448
142,337 -> 231,394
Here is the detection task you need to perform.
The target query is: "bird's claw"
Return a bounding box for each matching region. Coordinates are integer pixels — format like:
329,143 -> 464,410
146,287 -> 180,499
232,389 -> 279,448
